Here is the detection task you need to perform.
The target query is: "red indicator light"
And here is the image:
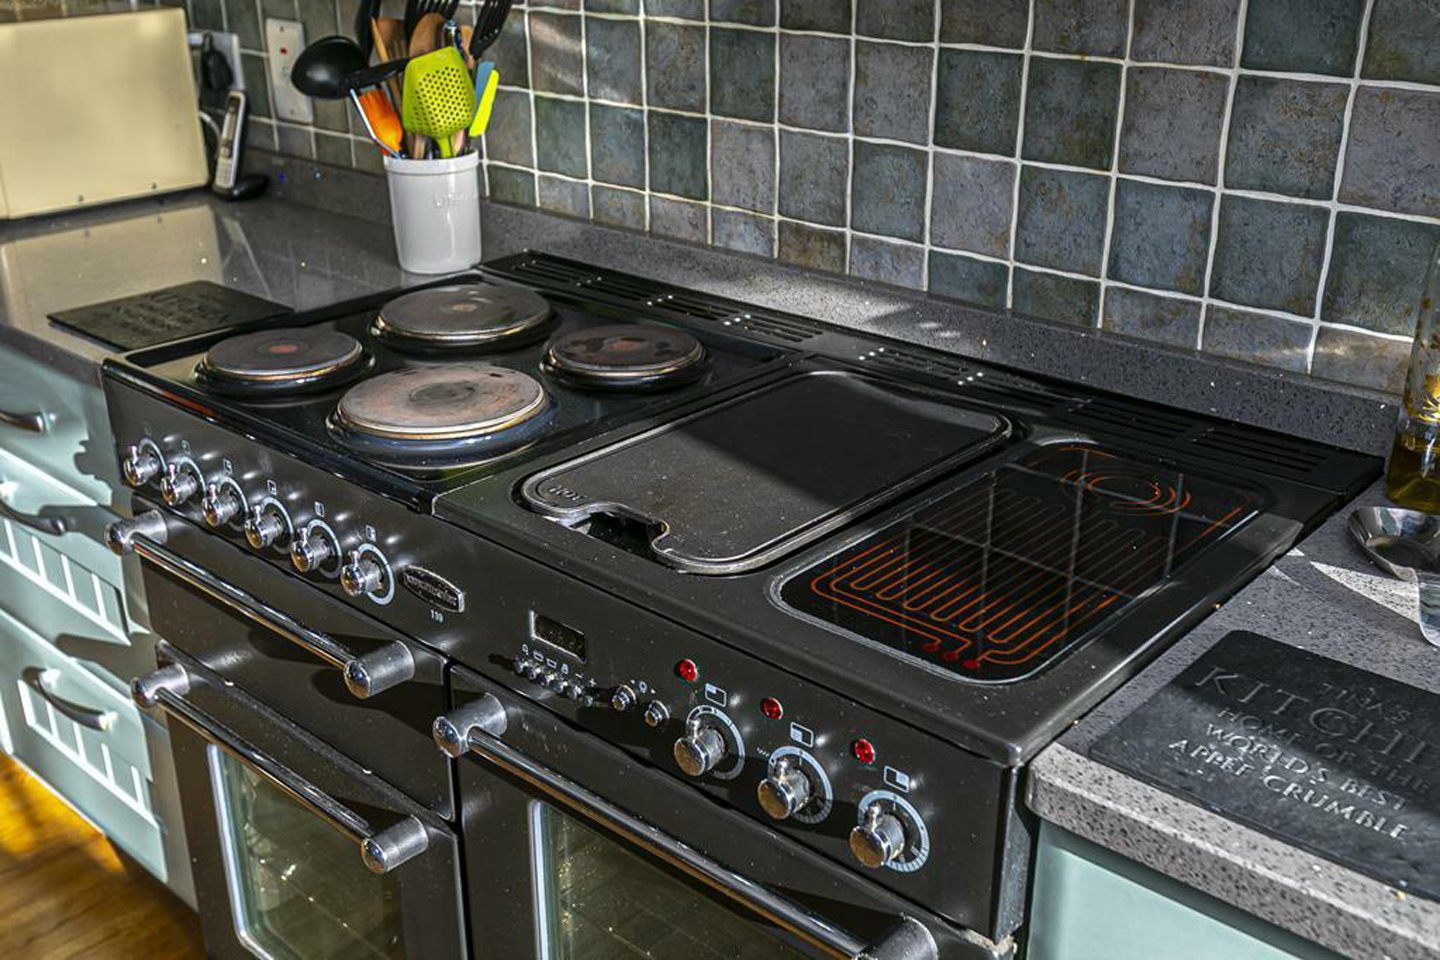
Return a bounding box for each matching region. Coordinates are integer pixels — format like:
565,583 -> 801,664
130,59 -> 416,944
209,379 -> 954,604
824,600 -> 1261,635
852,738 -> 876,764
675,659 -> 699,683
760,697 -> 783,720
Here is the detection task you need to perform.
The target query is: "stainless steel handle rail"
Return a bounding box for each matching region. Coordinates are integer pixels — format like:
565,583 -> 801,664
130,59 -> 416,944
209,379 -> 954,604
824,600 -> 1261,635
0,407 -> 48,433
0,484 -> 67,535
134,661 -> 430,874
434,697 -> 938,960
22,666 -> 116,731
105,511 -> 414,698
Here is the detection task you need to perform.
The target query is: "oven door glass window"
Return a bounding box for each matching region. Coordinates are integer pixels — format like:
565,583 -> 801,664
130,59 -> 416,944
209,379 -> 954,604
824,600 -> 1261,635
212,749 -> 406,960
533,803 -> 808,959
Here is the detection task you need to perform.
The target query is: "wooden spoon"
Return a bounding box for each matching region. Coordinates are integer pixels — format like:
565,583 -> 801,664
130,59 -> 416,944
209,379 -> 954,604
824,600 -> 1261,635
404,11 -> 446,157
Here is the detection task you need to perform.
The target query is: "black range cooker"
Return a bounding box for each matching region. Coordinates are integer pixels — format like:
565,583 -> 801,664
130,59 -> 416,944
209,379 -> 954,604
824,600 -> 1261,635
103,253 -> 1377,960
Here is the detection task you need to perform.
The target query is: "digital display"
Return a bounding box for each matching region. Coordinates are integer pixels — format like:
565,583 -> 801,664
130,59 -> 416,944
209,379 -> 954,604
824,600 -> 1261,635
532,613 -> 587,662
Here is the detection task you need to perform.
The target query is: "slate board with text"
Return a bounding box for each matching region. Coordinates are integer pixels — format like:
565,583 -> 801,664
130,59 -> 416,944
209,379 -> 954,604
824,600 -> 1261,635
1092,632 -> 1438,900
49,280 -> 290,351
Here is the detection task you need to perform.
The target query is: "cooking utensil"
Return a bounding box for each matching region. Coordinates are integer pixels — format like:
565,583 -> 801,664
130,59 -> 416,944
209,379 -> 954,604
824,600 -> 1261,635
401,46 -> 475,160
290,34 -> 367,99
468,0 -> 512,60
347,58 -> 407,91
370,17 -> 407,120
467,61 -> 499,137
353,0 -> 379,58
1350,505 -> 1440,647
351,88 -> 404,157
404,12 -> 448,157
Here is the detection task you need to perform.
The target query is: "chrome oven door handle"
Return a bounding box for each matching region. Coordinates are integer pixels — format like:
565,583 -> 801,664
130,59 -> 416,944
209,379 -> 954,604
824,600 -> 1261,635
106,511 -> 414,698
0,482 -> 68,535
134,661 -> 430,874
22,666 -> 117,731
434,697 -> 938,960
0,406 -> 48,434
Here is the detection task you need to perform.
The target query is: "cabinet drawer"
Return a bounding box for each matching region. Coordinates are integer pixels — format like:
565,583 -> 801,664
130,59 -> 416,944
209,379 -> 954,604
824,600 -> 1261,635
0,603 -> 168,879
0,350 -> 116,507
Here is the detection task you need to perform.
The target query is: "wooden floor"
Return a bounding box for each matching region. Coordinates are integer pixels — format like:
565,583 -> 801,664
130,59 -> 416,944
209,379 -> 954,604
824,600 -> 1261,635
0,753 -> 205,959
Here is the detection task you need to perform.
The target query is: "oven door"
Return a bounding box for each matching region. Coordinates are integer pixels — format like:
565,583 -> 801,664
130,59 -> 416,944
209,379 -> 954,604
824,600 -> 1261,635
134,644 -> 467,960
441,667 -> 983,960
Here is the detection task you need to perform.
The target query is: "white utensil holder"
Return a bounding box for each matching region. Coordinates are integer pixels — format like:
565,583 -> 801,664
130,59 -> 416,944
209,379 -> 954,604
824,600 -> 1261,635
384,152 -> 482,274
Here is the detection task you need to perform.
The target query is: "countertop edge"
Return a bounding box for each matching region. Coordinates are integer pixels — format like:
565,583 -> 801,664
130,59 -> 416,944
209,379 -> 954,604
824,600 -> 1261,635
1028,744 -> 1437,960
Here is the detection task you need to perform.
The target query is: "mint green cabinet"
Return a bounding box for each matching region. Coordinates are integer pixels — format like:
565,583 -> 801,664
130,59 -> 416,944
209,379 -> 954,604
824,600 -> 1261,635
1027,823 -> 1342,960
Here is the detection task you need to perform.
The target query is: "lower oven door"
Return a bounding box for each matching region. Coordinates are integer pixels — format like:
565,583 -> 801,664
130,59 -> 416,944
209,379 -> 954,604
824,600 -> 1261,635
441,666 -> 976,960
135,644 -> 466,960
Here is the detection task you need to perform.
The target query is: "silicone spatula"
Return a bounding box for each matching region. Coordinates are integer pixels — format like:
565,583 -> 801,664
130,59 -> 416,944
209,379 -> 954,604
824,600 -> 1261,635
467,61 -> 500,138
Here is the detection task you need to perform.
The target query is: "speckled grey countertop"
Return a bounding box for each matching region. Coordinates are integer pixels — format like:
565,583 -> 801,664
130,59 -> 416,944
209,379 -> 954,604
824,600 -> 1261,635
1,151 -> 1398,454
1029,480 -> 1440,960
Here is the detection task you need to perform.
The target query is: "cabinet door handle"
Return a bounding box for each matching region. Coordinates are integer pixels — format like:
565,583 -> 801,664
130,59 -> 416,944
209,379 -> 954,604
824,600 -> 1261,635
22,667 -> 117,731
134,659 -> 431,874
0,481 -> 68,535
0,407 -> 48,433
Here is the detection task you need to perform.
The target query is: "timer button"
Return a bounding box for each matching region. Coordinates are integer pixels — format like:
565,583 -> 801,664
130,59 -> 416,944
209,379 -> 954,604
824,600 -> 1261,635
642,701 -> 669,728
609,684 -> 638,713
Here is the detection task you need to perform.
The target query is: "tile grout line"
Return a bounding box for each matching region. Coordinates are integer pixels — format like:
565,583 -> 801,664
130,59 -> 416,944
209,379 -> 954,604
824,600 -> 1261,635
841,0 -> 857,275
769,0 -> 780,259
524,6 -> 540,201
918,0 -> 941,292
1308,0 -> 1377,375
579,6 -> 594,220
1095,0 -> 1137,332
1195,0 -> 1250,352
1005,0 -> 1037,311
639,0 -> 651,232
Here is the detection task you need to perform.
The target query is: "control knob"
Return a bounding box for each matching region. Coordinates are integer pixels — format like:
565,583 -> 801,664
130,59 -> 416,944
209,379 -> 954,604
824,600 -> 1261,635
160,464 -> 201,506
121,445 -> 161,487
609,684 -> 637,713
850,802 -> 909,869
642,701 -> 669,728
513,658 -> 540,680
673,717 -> 726,777
244,503 -> 289,550
202,484 -> 243,528
757,756 -> 814,821
291,527 -> 337,574
341,551 -> 387,598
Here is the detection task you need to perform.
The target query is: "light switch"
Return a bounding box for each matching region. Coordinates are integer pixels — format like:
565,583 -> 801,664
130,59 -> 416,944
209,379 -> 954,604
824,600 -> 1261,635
264,18 -> 313,124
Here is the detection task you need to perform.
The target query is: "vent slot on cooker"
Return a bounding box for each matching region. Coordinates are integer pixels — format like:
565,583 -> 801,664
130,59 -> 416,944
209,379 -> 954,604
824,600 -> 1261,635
859,346 -> 1076,412
490,254 -> 824,345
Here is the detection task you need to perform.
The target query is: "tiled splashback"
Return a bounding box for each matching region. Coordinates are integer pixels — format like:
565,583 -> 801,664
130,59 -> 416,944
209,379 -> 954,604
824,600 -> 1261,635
55,0 -> 1440,391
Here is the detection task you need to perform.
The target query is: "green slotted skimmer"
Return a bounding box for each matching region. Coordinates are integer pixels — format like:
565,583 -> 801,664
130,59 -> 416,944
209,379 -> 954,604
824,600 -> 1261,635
401,46 -> 476,159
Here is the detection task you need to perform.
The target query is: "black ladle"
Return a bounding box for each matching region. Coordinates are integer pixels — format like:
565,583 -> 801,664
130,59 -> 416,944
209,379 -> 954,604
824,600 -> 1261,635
291,34 -> 369,100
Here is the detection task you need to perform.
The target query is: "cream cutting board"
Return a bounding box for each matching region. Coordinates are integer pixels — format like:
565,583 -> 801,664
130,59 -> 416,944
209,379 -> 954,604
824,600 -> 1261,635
0,8 -> 209,219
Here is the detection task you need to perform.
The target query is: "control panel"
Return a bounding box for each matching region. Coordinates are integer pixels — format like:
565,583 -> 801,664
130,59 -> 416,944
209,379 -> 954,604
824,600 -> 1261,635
119,431 -> 408,610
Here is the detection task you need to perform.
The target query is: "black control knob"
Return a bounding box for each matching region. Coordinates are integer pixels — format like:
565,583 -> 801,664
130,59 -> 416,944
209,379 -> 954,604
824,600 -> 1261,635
757,757 -> 813,821
121,445 -> 161,487
244,505 -> 288,550
341,552 -> 386,598
201,484 -> 242,528
609,684 -> 638,712
291,528 -> 336,573
160,464 -> 200,506
674,717 -> 726,777
850,803 -> 908,869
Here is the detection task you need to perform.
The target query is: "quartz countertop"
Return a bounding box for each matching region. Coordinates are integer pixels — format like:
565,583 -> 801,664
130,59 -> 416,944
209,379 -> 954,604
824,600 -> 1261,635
1029,480 -> 1440,960
1,152 -> 1399,455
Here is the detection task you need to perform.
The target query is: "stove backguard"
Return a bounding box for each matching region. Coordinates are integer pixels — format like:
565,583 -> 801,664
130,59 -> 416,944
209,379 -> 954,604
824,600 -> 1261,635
780,443 -> 1259,682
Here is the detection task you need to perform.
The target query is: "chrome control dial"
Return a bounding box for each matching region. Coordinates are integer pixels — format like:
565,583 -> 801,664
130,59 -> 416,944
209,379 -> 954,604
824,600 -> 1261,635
849,793 -> 929,872
201,482 -> 244,528
244,502 -> 290,550
642,701 -> 669,728
159,462 -> 202,506
291,523 -> 339,575
757,756 -> 814,821
513,658 -> 540,680
674,717 -> 727,777
609,684 -> 637,712
340,545 -> 394,603
121,443 -> 162,487
850,804 -> 907,869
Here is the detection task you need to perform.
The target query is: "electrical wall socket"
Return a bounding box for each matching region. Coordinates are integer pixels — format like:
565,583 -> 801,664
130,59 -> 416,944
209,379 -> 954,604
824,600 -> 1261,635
264,18 -> 313,124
